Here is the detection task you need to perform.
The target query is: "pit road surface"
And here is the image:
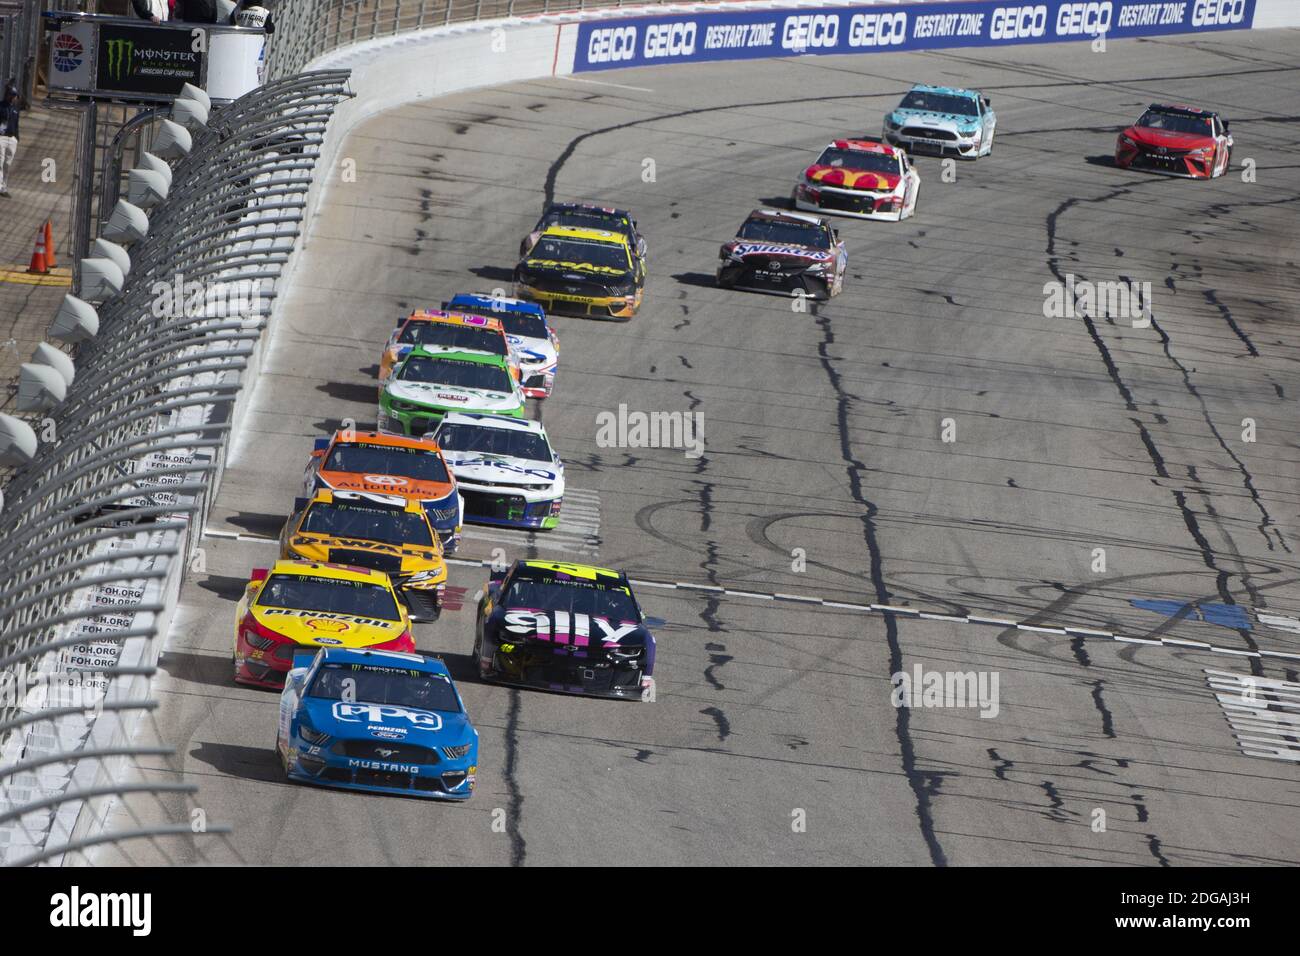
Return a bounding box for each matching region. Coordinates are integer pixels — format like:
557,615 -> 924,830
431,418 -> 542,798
97,31 -> 1300,866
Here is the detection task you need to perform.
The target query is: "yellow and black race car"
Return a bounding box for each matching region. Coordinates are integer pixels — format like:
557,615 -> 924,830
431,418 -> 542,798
280,489 -> 447,620
514,225 -> 643,321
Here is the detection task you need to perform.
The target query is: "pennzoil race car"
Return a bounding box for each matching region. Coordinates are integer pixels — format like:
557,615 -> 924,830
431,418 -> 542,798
1115,104 -> 1233,179
432,412 -> 564,530
280,489 -> 447,620
234,559 -> 415,688
446,293 -> 559,399
792,139 -> 920,221
716,209 -> 847,300
474,560 -> 655,701
883,83 -> 996,159
514,225 -> 643,320
378,348 -> 525,438
520,202 -> 647,271
379,310 -> 520,384
303,428 -> 463,552
277,646 -> 479,800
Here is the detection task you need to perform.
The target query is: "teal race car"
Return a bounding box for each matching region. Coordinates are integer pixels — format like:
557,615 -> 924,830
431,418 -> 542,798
882,84 -> 996,160
378,348 -> 525,438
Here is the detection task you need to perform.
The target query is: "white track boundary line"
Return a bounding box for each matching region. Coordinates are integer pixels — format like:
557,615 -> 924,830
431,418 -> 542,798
200,526 -> 1298,663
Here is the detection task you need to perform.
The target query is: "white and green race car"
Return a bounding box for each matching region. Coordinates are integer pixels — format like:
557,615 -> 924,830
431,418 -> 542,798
378,347 -> 525,438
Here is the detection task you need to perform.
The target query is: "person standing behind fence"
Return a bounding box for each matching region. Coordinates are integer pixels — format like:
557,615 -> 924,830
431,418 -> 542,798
0,83 -> 19,199
131,0 -> 170,22
230,1 -> 275,33
174,0 -> 219,22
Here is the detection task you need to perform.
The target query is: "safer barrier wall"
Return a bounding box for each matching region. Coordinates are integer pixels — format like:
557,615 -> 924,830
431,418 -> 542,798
571,0 -> 1262,70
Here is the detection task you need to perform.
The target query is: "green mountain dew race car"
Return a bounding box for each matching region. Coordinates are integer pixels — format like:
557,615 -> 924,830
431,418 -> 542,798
378,347 -> 526,438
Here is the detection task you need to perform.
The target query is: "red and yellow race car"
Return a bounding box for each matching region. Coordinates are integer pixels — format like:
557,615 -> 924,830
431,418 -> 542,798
792,140 -> 920,222
233,559 -> 415,688
303,429 -> 463,552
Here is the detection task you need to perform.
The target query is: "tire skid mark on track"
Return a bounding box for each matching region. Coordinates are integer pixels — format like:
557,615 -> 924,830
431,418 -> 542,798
813,309 -> 949,867
1142,291 -> 1286,560
1043,189 -> 1271,681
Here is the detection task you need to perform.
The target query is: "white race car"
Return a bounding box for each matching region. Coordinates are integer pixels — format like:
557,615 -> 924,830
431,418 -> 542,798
431,413 -> 565,530
792,139 -> 920,222
882,83 -> 997,159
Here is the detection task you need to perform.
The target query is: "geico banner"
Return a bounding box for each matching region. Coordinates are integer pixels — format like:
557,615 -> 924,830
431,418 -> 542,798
575,0 -> 1254,70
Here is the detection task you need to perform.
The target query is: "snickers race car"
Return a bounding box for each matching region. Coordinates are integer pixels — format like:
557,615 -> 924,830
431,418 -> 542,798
716,209 -> 847,300
514,225 -> 643,321
234,559 -> 414,688
379,310 -> 520,384
792,139 -> 920,221
520,202 -> 647,273
474,560 -> 655,701
883,84 -> 996,159
277,646 -> 479,800
1115,104 -> 1233,179
446,293 -> 559,399
303,429 -> 463,552
378,347 -> 525,438
280,489 -> 447,620
432,412 -> 564,530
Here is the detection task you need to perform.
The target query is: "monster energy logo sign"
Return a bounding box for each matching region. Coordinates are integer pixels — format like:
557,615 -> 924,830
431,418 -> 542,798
104,38 -> 135,82
93,24 -> 203,97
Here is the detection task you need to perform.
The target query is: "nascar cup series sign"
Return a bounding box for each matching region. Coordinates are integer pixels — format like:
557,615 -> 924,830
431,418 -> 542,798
48,20 -> 205,100
576,0 -> 1255,69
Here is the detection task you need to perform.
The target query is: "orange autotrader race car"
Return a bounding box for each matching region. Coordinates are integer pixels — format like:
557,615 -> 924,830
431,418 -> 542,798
233,559 -> 415,688
303,429 -> 464,552
379,309 -> 521,384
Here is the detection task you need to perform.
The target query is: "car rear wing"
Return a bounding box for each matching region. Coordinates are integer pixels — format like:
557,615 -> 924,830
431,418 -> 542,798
291,647 -> 321,670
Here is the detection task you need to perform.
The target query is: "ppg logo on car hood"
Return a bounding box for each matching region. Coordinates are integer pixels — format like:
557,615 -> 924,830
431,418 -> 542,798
332,702 -> 443,730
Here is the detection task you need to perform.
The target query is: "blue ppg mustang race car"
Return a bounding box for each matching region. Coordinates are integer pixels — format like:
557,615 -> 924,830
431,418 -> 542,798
276,646 -> 479,800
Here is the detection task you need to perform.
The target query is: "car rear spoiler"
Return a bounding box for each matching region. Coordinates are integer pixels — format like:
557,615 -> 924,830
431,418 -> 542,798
312,436 -> 329,452
291,647 -> 321,670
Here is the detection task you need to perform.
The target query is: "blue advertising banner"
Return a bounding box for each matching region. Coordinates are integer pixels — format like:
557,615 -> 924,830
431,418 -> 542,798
574,0 -> 1256,71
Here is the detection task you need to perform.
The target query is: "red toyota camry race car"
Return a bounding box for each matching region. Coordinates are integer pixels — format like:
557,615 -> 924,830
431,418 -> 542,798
1114,104 -> 1233,179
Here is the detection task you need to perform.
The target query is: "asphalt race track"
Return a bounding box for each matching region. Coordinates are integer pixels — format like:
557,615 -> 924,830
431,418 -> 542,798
97,31 -> 1300,866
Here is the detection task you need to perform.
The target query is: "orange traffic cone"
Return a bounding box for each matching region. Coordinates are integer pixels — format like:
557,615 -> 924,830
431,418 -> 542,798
43,220 -> 56,269
25,225 -> 48,275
